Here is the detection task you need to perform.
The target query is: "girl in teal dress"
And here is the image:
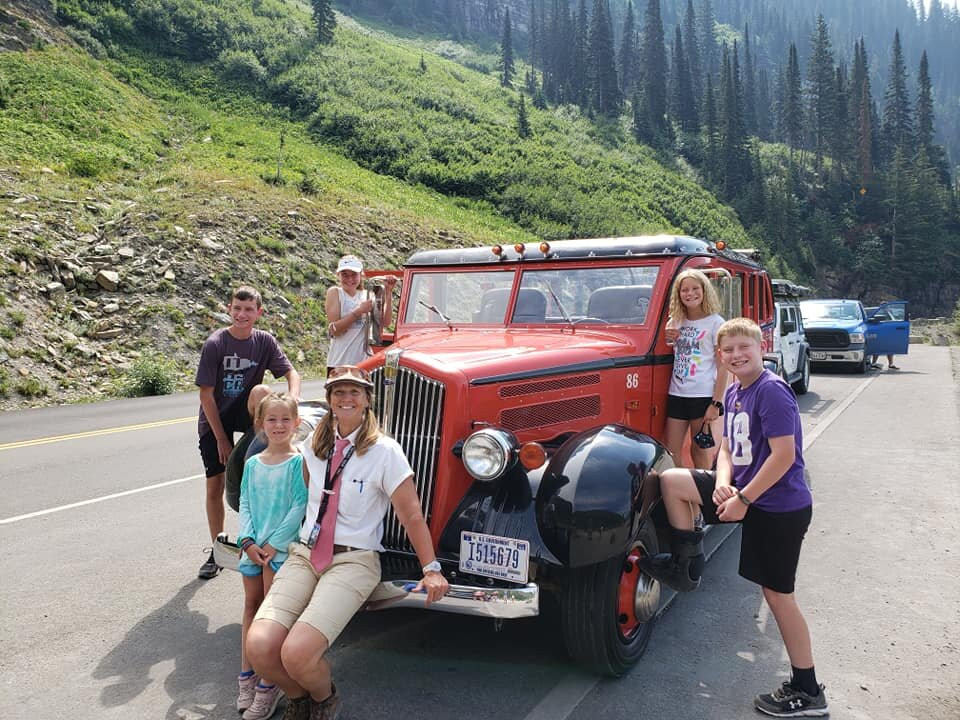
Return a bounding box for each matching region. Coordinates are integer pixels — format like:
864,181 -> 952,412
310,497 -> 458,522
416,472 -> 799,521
235,393 -> 308,720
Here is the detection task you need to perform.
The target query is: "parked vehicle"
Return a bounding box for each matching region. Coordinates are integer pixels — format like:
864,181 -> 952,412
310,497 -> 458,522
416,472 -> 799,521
769,279 -> 811,395
799,298 -> 869,373
222,235 -> 776,676
864,301 -> 911,361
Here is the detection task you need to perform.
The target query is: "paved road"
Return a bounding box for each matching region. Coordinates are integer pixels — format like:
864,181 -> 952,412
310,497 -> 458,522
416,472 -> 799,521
1,349 -> 957,720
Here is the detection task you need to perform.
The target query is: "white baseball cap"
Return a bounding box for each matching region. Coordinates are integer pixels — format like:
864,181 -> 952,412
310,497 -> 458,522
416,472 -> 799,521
336,255 -> 363,274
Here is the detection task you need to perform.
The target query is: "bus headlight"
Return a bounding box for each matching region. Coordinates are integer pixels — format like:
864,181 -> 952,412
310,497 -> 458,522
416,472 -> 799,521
462,428 -> 518,481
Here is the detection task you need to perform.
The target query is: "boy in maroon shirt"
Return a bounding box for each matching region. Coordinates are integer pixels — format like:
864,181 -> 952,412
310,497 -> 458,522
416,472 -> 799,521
195,286 -> 300,579
642,317 -> 827,717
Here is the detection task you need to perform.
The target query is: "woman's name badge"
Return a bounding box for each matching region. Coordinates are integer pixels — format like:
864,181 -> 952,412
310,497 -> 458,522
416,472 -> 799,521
307,523 -> 322,548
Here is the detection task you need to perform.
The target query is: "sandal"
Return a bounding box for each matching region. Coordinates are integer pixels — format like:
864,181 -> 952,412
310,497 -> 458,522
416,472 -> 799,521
888,364 -> 899,370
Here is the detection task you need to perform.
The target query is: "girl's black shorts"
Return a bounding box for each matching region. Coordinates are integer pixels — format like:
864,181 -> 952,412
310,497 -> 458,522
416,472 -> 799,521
691,469 -> 812,594
666,394 -> 713,420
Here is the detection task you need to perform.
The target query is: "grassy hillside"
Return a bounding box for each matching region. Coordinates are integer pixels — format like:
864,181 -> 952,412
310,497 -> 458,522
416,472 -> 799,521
0,0 -> 751,409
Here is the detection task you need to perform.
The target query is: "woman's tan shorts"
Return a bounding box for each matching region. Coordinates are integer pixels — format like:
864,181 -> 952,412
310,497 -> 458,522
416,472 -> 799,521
254,543 -> 381,644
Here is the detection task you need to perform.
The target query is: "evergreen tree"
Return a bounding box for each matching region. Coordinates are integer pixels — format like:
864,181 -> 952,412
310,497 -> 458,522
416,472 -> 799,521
719,43 -> 750,197
588,0 -> 620,116
781,43 -> 803,152
698,0 -> 716,76
639,0 -> 667,132
916,50 -> 934,152
632,90 -> 653,144
806,14 -> 836,174
683,0 -> 702,105
499,7 -> 515,87
619,1 -> 637,95
517,93 -> 532,137
572,0 -> 590,106
311,0 -> 336,44
882,30 -> 913,160
830,65 -> 850,181
670,26 -> 698,131
703,72 -> 719,184
529,0 -> 541,69
742,23 -> 757,136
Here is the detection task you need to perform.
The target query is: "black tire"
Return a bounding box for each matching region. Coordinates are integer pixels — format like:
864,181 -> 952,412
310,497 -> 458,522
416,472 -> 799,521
791,354 -> 811,395
225,428 -> 257,512
854,357 -> 867,374
561,532 -> 659,677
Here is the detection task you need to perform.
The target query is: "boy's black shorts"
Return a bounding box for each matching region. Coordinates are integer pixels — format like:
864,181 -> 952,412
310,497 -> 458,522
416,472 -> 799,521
198,398 -> 252,478
691,469 -> 812,594
666,394 -> 713,421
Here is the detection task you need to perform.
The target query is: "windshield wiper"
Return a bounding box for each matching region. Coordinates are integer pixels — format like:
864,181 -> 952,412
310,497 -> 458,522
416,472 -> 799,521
418,300 -> 453,329
545,284 -> 574,328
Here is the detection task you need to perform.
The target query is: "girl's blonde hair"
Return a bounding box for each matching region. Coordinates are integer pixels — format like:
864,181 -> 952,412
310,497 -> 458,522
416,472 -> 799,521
668,269 -> 723,320
254,392 -> 299,429
311,384 -> 381,459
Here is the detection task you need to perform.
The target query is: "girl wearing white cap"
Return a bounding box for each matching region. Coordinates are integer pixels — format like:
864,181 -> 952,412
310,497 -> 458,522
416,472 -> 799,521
324,255 -> 395,372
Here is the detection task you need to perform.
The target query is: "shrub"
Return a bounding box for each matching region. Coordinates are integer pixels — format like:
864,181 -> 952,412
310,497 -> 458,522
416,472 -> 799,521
67,152 -> 107,178
118,352 -> 178,397
16,377 -> 48,398
217,49 -> 267,85
0,367 -> 8,397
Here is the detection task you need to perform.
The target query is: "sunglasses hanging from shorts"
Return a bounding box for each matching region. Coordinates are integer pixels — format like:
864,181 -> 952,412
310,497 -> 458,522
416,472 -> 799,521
693,423 -> 716,449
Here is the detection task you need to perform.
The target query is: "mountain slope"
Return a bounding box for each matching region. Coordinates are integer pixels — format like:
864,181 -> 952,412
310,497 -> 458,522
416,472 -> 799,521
0,1 -> 750,409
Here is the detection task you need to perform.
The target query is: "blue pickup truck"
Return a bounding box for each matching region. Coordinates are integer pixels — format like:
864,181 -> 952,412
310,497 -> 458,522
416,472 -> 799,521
799,299 -> 910,373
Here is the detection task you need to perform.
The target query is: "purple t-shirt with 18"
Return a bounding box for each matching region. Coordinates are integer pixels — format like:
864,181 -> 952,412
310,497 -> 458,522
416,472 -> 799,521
723,369 -> 811,512
195,328 -> 292,436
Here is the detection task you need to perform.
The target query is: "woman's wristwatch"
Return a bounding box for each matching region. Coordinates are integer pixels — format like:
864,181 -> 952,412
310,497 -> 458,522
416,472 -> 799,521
422,560 -> 442,574
711,400 -> 724,416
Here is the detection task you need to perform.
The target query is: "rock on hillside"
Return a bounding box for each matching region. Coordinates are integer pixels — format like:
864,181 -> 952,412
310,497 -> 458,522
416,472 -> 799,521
0,167 -> 463,411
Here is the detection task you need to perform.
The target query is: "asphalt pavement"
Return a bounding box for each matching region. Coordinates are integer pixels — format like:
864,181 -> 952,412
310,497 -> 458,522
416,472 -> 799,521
1,349 -> 957,720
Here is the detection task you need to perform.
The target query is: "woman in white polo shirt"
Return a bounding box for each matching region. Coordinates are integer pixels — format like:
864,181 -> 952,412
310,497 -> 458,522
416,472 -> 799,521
246,366 -> 447,720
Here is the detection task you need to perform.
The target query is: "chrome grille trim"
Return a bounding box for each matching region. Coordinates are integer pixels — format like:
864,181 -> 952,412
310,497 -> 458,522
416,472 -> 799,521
371,365 -> 445,551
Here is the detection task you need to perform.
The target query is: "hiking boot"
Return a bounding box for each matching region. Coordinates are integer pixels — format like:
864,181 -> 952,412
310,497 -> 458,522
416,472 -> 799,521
308,684 -> 342,720
237,672 -> 260,712
754,681 -> 829,717
198,548 -> 221,580
242,683 -> 283,720
638,527 -> 704,592
280,695 -> 311,720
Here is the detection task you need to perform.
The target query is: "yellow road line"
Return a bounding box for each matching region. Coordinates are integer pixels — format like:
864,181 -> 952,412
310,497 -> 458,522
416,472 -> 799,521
0,416 -> 195,452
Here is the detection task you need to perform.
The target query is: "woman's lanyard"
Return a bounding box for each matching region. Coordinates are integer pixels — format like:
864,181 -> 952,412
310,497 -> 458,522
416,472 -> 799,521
314,444 -> 356,528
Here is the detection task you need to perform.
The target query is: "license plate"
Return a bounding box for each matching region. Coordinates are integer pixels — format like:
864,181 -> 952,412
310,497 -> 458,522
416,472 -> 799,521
460,531 -> 529,584
810,351 -> 826,360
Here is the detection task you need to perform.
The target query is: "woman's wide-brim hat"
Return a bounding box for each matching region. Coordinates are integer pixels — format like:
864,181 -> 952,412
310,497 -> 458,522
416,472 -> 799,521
325,365 -> 374,390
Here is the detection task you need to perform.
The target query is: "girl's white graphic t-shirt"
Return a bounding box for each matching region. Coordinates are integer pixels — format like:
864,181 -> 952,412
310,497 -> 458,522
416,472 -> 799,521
668,313 -> 725,398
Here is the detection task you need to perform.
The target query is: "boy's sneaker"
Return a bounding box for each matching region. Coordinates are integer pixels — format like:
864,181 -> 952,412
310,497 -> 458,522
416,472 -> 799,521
243,683 -> 284,720
755,681 -> 829,717
236,672 -> 260,712
308,684 -> 342,720
198,548 -> 221,580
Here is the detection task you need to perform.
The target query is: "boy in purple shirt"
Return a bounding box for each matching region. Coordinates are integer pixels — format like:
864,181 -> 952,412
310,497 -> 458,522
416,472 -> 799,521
195,286 -> 301,580
641,318 -> 827,717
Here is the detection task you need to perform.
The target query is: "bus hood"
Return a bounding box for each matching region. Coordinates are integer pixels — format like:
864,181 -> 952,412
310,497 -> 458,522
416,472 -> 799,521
389,328 -> 642,381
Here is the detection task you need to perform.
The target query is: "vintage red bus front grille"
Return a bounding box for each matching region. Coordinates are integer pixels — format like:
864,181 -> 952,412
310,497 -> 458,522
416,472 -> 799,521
370,365 -> 445,551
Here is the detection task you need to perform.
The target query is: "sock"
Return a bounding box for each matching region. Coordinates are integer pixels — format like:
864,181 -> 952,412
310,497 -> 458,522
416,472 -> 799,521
239,669 -> 255,679
791,666 -> 819,696
256,682 -> 276,690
